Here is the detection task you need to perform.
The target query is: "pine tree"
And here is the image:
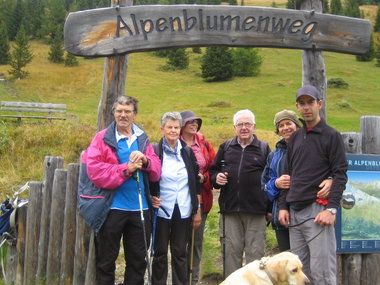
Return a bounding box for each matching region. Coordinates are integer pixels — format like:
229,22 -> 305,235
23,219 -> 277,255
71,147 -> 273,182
24,0 -> 45,38
8,0 -> 25,40
286,0 -> 296,9
192,47 -> 202,54
64,52 -> 79,66
161,48 -> 189,70
201,47 -> 234,82
323,0 -> 329,13
0,24 -> 11,65
375,41 -> 380,67
330,0 -> 343,15
356,36 -> 375,62
344,0 -> 361,18
232,48 -> 263,77
374,5 -> 380,32
8,25 -> 33,79
48,26 -> 65,63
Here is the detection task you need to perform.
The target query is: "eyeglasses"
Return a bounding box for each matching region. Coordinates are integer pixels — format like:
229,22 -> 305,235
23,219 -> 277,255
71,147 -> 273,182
187,119 -> 199,125
235,122 -> 254,128
115,109 -> 134,115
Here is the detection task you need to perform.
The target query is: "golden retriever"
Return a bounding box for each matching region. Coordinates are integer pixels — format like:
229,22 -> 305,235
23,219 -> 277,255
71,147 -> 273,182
220,252 -> 309,285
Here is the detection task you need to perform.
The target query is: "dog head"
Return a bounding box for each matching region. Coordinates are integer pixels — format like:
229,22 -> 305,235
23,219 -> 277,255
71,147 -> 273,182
265,252 -> 309,285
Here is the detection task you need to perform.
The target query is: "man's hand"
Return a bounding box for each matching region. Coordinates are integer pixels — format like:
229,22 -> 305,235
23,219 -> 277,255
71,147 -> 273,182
216,172 -> 228,186
127,160 -> 143,173
129,150 -> 148,166
314,210 -> 336,226
275,174 -> 291,189
317,178 -> 332,199
279,210 -> 290,227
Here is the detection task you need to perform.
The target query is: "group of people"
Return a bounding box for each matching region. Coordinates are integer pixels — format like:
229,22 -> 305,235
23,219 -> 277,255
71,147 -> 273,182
78,84 -> 348,285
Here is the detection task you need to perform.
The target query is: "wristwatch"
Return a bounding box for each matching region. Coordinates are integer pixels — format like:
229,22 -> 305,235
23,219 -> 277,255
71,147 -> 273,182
326,208 -> 337,215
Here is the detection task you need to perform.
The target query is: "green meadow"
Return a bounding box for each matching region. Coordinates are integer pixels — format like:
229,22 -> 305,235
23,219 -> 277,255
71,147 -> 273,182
0,30 -> 379,281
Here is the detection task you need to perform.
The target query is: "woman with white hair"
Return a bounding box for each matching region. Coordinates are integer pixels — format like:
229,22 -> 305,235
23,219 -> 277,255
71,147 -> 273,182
150,112 -> 201,285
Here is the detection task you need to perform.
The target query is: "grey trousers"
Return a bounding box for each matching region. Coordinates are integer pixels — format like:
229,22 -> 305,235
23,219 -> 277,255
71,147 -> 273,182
221,212 -> 266,278
289,203 -> 337,285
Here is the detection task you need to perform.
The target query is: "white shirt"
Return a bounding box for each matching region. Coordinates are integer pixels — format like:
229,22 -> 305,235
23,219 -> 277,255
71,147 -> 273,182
158,142 -> 192,219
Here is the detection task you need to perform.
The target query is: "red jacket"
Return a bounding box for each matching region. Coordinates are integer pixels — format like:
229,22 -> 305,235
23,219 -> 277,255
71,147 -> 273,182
194,132 -> 216,213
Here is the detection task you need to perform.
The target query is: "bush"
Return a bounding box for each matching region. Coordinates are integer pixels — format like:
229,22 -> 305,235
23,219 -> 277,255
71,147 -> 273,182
356,36 -> 375,62
192,47 -> 202,54
201,47 -> 233,82
160,48 -> 189,70
64,52 -> 79,67
153,49 -> 171,58
328,78 -> 349,88
232,48 -> 262,77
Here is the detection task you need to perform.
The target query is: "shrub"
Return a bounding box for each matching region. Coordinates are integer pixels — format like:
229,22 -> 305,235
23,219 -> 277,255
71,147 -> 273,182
201,47 -> 233,82
160,48 -> 189,70
64,52 -> 79,67
356,36 -> 375,62
232,48 -> 262,77
327,78 -> 349,88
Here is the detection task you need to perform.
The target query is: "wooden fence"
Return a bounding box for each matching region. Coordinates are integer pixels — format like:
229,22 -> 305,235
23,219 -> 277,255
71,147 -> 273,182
4,158 -> 95,285
3,116 -> 380,285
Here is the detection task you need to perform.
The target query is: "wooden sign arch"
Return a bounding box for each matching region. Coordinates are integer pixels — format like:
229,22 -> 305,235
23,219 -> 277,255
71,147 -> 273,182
64,5 -> 371,57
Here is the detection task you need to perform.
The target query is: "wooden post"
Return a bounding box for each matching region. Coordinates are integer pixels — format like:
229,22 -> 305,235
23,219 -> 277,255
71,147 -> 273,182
342,254 -> 362,285
14,205 -> 27,285
97,0 -> 133,131
36,156 -> 64,283
46,169 -> 68,284
60,164 -> 80,285
361,254 -> 380,285
340,115 -> 380,285
84,233 -> 96,285
73,212 -> 92,285
23,181 -> 43,285
299,0 -> 327,120
360,116 -> 380,155
341,132 -> 362,154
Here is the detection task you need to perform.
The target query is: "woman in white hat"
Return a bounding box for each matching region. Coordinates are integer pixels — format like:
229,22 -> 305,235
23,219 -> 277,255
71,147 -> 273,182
261,110 -> 332,251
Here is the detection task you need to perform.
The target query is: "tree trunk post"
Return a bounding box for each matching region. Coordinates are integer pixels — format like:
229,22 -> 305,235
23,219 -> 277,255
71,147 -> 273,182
36,156 -> 64,283
298,0 -> 327,120
60,163 -> 80,285
23,181 -> 43,285
96,0 -> 134,131
14,205 -> 27,285
46,169 -> 68,284
360,116 -> 380,155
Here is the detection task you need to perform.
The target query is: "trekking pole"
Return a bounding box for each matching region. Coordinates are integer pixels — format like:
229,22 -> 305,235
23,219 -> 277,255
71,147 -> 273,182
189,226 -> 195,284
136,171 -> 152,285
221,159 -> 226,279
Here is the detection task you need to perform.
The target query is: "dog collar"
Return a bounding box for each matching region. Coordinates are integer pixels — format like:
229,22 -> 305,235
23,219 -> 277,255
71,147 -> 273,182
259,258 -> 278,285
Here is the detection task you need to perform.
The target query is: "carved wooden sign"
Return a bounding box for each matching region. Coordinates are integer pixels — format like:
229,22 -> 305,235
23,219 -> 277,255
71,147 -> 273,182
64,5 -> 371,57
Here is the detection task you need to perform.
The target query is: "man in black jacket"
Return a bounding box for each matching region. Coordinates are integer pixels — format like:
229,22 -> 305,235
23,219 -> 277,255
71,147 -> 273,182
210,109 -> 270,278
279,85 -> 348,285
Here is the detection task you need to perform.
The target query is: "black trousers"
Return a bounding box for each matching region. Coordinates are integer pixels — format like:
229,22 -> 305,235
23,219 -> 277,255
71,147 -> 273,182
95,209 -> 151,285
152,204 -> 191,285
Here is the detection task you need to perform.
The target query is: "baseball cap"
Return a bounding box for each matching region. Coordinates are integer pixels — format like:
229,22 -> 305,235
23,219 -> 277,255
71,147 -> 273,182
296,85 -> 321,101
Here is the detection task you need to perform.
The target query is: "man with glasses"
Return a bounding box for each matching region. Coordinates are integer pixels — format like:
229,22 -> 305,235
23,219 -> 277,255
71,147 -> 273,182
210,109 -> 270,278
79,95 -> 161,285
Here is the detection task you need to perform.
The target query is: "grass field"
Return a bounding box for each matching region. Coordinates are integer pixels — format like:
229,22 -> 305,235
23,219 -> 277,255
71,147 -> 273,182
0,14 -> 379,281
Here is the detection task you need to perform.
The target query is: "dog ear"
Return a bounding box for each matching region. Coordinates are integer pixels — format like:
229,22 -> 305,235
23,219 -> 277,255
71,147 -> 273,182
269,259 -> 289,282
